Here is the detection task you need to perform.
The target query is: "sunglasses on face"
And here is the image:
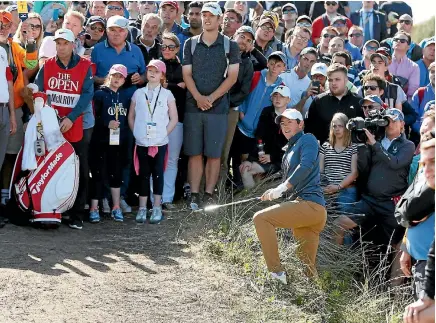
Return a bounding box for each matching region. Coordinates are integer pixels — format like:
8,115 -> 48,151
0,1 -> 10,4
393,37 -> 408,44
224,17 -> 237,23
297,22 -> 312,28
323,33 -> 336,39
161,44 -> 177,51
363,85 -> 379,91
326,2 -> 337,6
29,23 -> 42,30
260,25 -> 274,32
349,33 -> 362,38
399,20 -> 412,25
282,9 -> 296,14
90,25 -> 105,32
362,105 -> 378,110
365,45 -> 378,51
107,5 -> 123,11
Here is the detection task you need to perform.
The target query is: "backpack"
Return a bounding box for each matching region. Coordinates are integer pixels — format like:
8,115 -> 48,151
191,34 -> 230,77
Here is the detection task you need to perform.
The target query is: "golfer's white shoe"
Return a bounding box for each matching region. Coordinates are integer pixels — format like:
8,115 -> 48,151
271,271 -> 287,285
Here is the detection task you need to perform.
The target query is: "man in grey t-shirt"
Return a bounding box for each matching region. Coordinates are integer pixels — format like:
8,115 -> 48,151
182,2 -> 240,210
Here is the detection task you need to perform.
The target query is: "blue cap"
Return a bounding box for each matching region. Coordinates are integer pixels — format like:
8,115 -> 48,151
268,51 -> 287,67
359,95 -> 384,106
385,108 -> 405,122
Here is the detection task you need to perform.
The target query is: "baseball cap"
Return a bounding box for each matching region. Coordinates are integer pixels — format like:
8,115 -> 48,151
268,51 -> 287,66
271,85 -> 291,98
104,1 -> 125,7
424,40 -> 436,48
5,5 -> 17,12
54,29 -> 75,42
107,15 -> 129,29
370,52 -> 388,65
109,64 -> 127,78
399,14 -> 413,22
282,3 -> 297,13
235,26 -> 255,39
275,108 -> 304,124
0,10 -> 12,24
376,47 -> 392,59
201,2 -> 222,16
147,59 -> 166,74
359,95 -> 384,106
331,15 -> 347,26
311,62 -> 328,77
160,1 -> 179,11
86,16 -> 106,27
296,15 -> 312,24
258,17 -> 276,30
363,39 -> 380,49
38,37 -> 57,59
385,108 -> 405,122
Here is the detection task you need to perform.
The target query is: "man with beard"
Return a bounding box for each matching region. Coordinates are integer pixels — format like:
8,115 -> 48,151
305,63 -> 364,144
134,13 -> 162,65
177,1 -> 202,62
221,9 -> 242,38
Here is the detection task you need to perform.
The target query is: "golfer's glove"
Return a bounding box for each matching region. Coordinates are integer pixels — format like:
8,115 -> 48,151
264,183 -> 288,201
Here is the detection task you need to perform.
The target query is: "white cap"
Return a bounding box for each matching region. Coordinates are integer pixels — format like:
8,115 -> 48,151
311,62 -> 328,77
54,28 -> 75,42
107,15 -> 129,29
275,109 -> 304,124
38,36 -> 57,59
271,85 -> 291,98
201,2 -> 222,16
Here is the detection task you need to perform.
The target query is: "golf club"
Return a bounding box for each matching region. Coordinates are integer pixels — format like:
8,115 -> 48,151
195,197 -> 261,212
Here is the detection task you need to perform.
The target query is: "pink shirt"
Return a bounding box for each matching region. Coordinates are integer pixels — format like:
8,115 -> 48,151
388,54 -> 420,99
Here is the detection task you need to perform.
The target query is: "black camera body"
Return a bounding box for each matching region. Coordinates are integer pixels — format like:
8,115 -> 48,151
346,110 -> 389,143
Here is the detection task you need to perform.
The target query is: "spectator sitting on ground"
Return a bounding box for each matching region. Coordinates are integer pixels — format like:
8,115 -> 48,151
239,85 -> 290,189
317,26 -> 339,56
417,40 -> 435,88
319,112 -> 358,213
296,62 -> 328,117
221,8 -> 242,38
281,47 -> 317,108
330,15 -> 362,61
282,26 -> 311,70
348,25 -> 364,50
353,39 -> 380,74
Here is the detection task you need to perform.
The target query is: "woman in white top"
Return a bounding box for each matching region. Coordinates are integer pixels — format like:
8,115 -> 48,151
319,113 -> 358,213
128,59 -> 178,224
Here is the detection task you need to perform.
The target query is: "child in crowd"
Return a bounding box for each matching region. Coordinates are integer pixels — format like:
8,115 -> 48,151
239,85 -> 289,189
128,60 -> 178,224
88,64 -> 131,223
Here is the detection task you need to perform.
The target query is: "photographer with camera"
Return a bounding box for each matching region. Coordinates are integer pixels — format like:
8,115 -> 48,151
334,105 -> 415,249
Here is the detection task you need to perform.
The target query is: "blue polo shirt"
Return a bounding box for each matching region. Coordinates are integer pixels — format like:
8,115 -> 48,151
411,83 -> 435,133
345,40 -> 362,61
417,59 -> 430,87
91,40 -> 146,96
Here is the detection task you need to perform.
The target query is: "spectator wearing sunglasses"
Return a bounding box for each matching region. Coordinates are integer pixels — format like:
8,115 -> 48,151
104,1 -> 139,42
13,13 -> 44,52
282,26 -> 312,70
380,15 -> 423,63
295,15 -> 314,48
84,16 -> 106,49
311,1 -> 352,45
177,2 -> 203,63
379,1 -> 412,37
350,1 -> 387,43
330,15 -> 362,61
159,1 -> 183,35
347,25 -> 364,49
417,40 -> 435,87
387,31 -> 420,100
129,1 -> 158,31
353,39 -> 379,74
134,13 -> 162,66
71,1 -> 88,16
317,26 -> 339,56
280,3 -> 298,39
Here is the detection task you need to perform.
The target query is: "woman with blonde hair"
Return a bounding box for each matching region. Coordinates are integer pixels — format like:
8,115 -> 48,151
319,113 -> 358,212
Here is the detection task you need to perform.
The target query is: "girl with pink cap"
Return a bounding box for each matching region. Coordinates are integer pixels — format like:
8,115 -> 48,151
128,59 -> 178,224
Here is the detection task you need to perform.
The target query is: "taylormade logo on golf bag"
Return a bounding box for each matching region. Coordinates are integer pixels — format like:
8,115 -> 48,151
30,153 -> 63,194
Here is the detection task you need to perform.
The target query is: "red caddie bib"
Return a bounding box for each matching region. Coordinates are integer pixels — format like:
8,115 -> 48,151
43,57 -> 91,142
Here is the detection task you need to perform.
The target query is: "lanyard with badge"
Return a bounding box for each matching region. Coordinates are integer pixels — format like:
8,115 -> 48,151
144,86 -> 161,139
109,92 -> 121,145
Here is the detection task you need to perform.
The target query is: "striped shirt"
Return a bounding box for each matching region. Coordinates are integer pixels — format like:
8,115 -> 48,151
320,142 -> 358,185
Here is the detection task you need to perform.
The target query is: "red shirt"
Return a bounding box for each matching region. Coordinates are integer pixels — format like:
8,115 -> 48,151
312,14 -> 353,44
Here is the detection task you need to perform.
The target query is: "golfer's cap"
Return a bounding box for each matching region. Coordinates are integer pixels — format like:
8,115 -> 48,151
260,11 -> 279,29
331,15 -> 347,26
160,1 -> 179,11
370,52 -> 388,65
376,47 -> 392,58
360,95 -> 384,106
147,59 -> 166,74
296,15 -> 312,24
107,15 -> 129,29
86,16 -> 106,27
258,17 -> 276,29
275,109 -> 304,124
424,100 -> 435,112
363,39 -> 380,49
109,64 -> 127,78
399,14 -> 413,22
5,5 -> 17,12
385,108 -> 405,122
235,26 -> 255,39
271,85 -> 291,98
104,1 -> 125,7
0,10 -> 12,23
268,51 -> 286,66
54,29 -> 75,42
201,2 -> 222,16
311,62 -> 328,77
282,3 -> 297,12
424,40 -> 436,48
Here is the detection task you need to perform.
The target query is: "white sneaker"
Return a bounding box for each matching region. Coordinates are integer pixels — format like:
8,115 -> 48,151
120,198 -> 132,213
271,272 -> 287,285
102,198 -> 110,213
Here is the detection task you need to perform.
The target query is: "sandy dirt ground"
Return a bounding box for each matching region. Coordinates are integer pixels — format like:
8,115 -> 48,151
0,212 -> 270,323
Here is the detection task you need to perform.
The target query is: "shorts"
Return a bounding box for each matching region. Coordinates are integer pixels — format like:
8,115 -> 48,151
183,112 -> 227,158
6,107 -> 24,155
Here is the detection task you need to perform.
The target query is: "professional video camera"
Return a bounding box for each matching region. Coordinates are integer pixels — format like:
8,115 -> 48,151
346,109 -> 389,143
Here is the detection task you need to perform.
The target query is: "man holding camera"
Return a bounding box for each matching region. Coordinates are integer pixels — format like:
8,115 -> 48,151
334,105 -> 415,249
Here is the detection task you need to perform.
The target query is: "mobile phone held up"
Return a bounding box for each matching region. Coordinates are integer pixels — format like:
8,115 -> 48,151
311,80 -> 320,94
52,8 -> 60,21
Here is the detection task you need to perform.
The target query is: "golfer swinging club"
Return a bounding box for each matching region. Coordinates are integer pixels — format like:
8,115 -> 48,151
253,109 -> 327,284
